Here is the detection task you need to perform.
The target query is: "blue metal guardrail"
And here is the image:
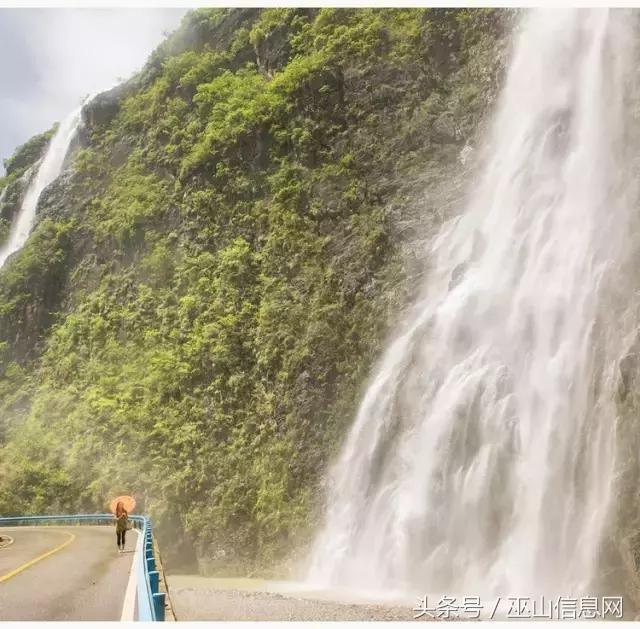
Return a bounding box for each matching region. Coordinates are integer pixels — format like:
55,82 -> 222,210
0,513 -> 166,621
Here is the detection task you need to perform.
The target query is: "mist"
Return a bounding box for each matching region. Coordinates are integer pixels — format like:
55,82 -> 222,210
0,8 -> 188,172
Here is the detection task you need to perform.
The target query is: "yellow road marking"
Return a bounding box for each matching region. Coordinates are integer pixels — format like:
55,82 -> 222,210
0,531 -> 75,583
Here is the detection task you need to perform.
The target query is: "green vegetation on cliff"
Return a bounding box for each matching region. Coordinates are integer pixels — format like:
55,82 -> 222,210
0,8 -> 511,574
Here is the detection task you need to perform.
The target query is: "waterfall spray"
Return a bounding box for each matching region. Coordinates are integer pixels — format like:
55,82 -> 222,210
308,8 -> 636,602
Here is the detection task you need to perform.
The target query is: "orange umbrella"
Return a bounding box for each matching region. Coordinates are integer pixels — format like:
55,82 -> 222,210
110,495 -> 136,514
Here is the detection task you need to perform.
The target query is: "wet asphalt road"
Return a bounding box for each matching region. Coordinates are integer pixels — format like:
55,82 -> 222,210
0,525 -> 135,620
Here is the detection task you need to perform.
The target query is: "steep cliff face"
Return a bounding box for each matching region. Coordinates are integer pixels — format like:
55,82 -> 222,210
0,8 -> 512,574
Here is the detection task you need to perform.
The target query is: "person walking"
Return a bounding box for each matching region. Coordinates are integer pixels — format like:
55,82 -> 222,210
115,501 -> 129,553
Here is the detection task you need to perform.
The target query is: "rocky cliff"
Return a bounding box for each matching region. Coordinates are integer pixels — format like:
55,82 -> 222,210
0,8 -> 512,575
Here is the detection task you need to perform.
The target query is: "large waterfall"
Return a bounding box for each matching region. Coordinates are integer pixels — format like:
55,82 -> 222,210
308,9 -> 638,602
0,104 -> 84,268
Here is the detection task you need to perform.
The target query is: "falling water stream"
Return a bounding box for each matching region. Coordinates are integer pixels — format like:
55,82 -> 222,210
309,8 -> 638,603
0,103 -> 85,268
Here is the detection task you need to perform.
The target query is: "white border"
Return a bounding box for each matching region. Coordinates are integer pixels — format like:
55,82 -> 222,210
0,1 -> 639,9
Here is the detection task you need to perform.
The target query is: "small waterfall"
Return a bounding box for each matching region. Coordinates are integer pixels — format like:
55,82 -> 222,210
0,103 -> 85,268
309,9 -> 637,601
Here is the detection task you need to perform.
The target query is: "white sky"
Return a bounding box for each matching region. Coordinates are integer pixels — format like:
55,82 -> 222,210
0,8 -> 187,171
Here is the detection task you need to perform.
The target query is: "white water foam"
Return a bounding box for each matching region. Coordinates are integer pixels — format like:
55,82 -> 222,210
309,8 -> 637,602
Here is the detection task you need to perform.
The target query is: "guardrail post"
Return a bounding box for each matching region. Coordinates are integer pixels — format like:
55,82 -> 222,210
152,592 -> 166,621
146,554 -> 156,572
148,570 -> 159,594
